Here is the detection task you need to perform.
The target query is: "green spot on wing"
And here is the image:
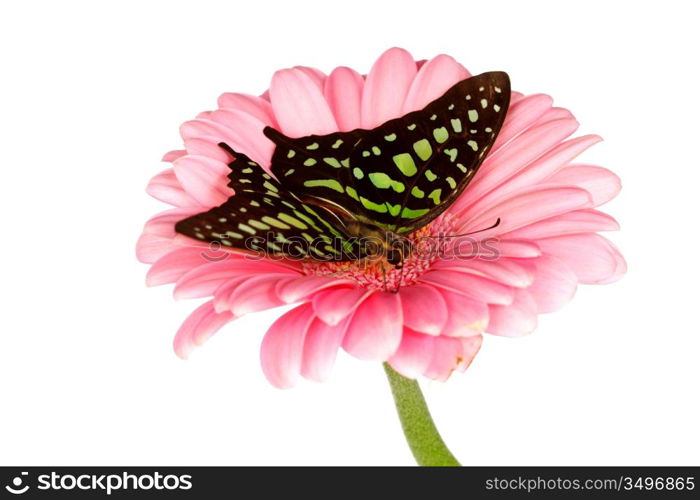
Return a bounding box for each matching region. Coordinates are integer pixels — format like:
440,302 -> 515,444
446,176 -> 457,189
411,186 -> 425,198
249,220 -> 271,230
303,179 -> 344,193
303,158 -> 317,166
262,216 -> 291,230
278,213 -> 308,229
392,153 -> 417,176
433,127 -> 449,143
368,172 -> 405,193
360,197 -> 388,213
412,139 -> 432,161
323,157 -> 342,168
353,167 -> 364,179
346,186 -> 359,201
425,169 -> 437,181
263,181 -> 278,193
450,118 -> 462,133
384,133 -> 397,142
428,189 -> 442,205
400,207 -> 430,219
238,223 -> 256,235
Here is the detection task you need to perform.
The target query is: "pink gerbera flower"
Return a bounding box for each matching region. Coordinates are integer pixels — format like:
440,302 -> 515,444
137,47 -> 625,391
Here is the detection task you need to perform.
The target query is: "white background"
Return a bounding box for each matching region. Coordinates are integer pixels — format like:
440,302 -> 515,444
1,0 -> 698,466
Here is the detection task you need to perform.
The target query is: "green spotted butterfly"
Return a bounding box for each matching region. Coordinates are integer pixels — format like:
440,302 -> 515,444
175,71 -> 510,267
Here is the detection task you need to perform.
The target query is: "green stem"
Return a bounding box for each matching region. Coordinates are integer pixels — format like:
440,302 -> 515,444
383,363 -> 460,466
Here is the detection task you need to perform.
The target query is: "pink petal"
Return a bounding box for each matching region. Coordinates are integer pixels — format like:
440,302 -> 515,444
227,274 -> 290,316
402,54 -> 470,113
537,233 -> 626,284
527,255 -> 578,313
419,270 -> 514,305
136,233 -> 177,264
174,259 -> 299,299
473,238 -> 542,259
217,92 -> 277,126
399,284 -> 448,335
491,94 -> 554,153
463,135 -> 602,217
162,150 -> 186,162
504,209 -> 619,240
487,289 -> 538,337
324,66 -> 364,131
453,118 -> 580,216
361,47 -> 417,128
270,68 -> 338,137
458,186 -> 592,240
146,169 -> 199,208
200,109 -> 274,166
173,155 -> 232,207
174,301 -> 235,359
388,329 -> 435,379
260,303 -> 315,389
439,289 -> 489,337
142,207 -> 201,236
275,276 -> 356,304
312,286 -> 372,326
342,291 -> 403,360
433,258 -> 535,288
534,106 -> 574,123
183,137 -> 233,163
301,315 -> 351,383
146,247 -> 214,286
423,335 -> 483,381
546,164 -> 622,206
294,66 -> 327,90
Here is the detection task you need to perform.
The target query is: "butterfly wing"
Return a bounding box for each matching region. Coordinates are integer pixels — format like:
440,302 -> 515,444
265,71 -> 510,233
174,146 -> 364,261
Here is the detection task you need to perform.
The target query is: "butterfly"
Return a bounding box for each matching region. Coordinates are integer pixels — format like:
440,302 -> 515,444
175,71 -> 510,271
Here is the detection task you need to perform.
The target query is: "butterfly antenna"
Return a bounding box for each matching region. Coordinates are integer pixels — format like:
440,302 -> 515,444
428,217 -> 501,239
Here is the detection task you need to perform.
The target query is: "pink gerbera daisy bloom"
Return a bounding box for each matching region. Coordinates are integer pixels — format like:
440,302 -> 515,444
137,46 -> 624,393
138,47 -> 625,464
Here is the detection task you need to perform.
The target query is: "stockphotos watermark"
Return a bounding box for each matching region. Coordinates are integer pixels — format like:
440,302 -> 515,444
4,470 -> 192,496
198,233 -> 502,263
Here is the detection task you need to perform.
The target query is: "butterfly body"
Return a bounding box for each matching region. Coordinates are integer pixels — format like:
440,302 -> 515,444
175,71 -> 511,272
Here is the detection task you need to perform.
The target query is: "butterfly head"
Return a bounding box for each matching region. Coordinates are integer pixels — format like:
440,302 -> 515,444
344,220 -> 412,269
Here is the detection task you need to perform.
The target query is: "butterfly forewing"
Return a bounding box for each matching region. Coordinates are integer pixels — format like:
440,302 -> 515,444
266,71 -> 510,233
347,71 -> 510,233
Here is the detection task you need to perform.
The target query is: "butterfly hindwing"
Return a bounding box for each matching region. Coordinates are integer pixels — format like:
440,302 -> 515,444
174,148 -> 364,261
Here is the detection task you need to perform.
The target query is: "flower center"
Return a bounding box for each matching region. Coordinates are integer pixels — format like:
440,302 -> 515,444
302,215 -> 455,291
